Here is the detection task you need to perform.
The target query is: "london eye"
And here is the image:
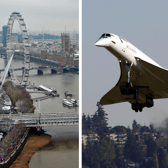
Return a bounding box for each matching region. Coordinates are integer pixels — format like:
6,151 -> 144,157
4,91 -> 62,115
6,11 -> 30,87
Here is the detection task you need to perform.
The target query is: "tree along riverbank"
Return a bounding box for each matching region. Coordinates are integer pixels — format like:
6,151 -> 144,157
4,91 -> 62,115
0,81 -> 37,167
3,81 -> 35,113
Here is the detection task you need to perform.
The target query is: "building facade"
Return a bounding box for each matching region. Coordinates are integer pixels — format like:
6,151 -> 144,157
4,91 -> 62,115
2,26 -> 7,47
41,50 -> 79,66
61,33 -> 70,52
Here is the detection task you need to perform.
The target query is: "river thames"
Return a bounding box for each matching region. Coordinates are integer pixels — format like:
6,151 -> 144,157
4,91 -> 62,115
1,56 -> 79,168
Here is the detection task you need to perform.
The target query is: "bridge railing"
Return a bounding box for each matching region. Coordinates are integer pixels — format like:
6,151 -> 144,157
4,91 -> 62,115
0,112 -> 79,126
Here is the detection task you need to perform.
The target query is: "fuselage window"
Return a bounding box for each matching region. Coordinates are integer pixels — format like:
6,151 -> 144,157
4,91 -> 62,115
120,38 -> 123,43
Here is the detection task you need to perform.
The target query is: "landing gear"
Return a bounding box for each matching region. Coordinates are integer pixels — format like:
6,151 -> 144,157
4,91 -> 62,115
132,103 -> 143,112
131,94 -> 153,112
133,87 -> 143,112
121,61 -> 154,112
131,87 -> 145,112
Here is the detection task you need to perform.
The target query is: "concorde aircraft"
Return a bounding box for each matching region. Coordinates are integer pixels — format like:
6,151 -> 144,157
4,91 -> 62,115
95,33 -> 168,112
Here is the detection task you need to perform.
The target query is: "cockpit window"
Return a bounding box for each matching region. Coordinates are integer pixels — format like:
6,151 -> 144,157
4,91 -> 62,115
100,33 -> 114,38
101,33 -> 105,38
105,33 -> 111,37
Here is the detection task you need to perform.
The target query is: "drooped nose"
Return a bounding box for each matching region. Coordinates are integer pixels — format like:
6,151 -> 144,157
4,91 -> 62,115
94,38 -> 110,47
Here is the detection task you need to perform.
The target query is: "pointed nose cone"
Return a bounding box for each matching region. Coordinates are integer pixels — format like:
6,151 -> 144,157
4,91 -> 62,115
94,38 -> 109,47
94,40 -> 103,47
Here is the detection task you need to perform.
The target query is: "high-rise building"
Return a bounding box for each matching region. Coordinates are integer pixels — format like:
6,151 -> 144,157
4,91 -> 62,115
2,25 -> 7,47
0,31 -> 2,43
18,34 -> 23,43
61,33 -> 70,52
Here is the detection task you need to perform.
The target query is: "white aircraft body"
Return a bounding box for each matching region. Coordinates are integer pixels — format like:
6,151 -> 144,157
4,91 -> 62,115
95,33 -> 168,112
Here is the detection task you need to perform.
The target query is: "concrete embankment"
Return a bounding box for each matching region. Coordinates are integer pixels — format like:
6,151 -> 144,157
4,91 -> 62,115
10,134 -> 51,168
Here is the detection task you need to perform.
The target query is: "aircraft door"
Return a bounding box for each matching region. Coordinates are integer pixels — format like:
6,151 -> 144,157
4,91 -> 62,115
120,37 -> 127,53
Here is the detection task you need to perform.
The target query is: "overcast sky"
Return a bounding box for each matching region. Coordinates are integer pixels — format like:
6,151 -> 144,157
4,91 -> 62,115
83,0 -> 168,128
0,0 -> 78,34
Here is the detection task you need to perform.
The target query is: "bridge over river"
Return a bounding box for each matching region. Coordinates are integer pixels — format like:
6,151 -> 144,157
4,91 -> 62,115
0,112 -> 78,127
0,66 -> 63,75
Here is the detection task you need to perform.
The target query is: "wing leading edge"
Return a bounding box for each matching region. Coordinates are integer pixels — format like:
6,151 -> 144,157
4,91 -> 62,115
100,61 -> 129,105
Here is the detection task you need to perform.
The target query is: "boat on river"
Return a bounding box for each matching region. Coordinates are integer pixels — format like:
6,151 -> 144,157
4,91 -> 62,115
62,99 -> 73,107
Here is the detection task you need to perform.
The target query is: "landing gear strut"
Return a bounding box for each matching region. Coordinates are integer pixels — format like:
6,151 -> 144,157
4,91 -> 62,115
124,62 -> 143,112
122,61 -> 153,112
131,87 -> 143,112
124,62 -> 132,84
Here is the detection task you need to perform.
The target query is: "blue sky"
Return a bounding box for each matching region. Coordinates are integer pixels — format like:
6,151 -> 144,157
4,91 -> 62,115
82,0 -> 168,128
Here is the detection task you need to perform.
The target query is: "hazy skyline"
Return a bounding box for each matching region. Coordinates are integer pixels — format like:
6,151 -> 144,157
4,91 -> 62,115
83,0 -> 168,128
0,0 -> 78,34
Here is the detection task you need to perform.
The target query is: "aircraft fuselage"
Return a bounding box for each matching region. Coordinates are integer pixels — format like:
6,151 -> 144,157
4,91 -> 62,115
95,33 -> 160,68
95,33 -> 168,112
